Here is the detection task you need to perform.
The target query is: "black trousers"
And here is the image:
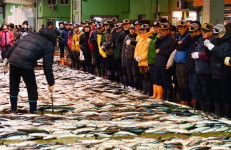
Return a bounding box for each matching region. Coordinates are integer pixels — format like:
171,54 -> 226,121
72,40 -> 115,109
197,73 -> 212,103
157,66 -> 173,91
59,44 -> 64,58
10,65 -> 38,101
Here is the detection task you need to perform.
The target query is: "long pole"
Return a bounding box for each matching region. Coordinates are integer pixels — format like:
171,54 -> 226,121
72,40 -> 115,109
51,92 -> 54,114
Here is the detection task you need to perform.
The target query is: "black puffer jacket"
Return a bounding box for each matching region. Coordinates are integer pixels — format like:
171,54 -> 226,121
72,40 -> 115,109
80,31 -> 91,56
155,34 -> 177,67
8,28 -> 56,86
122,33 -> 137,60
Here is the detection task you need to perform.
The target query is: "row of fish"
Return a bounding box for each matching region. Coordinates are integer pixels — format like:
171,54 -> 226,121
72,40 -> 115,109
0,57 -> 230,149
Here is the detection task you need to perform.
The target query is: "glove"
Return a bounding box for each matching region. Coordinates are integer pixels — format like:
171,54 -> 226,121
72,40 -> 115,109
48,86 -> 54,92
204,39 -> 214,50
3,58 -> 9,74
191,52 -> 199,59
126,39 -> 131,45
224,57 -> 231,66
135,56 -> 142,62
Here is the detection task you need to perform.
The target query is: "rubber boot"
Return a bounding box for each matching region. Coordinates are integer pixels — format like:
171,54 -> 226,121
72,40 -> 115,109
10,96 -> 18,112
60,57 -> 65,65
147,81 -> 153,96
153,85 -> 158,99
29,100 -> 37,114
142,80 -> 148,95
156,86 -> 163,100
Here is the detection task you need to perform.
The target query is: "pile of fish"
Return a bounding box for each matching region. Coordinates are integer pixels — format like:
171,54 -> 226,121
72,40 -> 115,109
0,59 -> 230,150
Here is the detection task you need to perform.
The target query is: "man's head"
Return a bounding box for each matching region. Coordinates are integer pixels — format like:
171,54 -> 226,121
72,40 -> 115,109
177,20 -> 188,35
122,19 -> 131,30
22,20 -> 28,29
8,23 -> 14,30
134,21 -> 142,32
84,24 -> 91,32
103,21 -> 110,30
189,23 -> 201,37
47,21 -> 53,29
201,23 -> 213,39
64,22 -> 70,29
114,23 -> 123,32
159,23 -> 171,37
73,24 -> 79,32
139,24 -> 149,34
59,22 -> 64,28
129,24 -> 136,35
153,21 -> 161,33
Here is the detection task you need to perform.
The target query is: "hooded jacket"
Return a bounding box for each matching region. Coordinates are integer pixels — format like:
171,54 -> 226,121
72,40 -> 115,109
210,32 -> 231,77
8,28 -> 56,86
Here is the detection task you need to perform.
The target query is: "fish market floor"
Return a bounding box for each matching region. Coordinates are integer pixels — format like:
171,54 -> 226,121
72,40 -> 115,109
0,63 -> 231,150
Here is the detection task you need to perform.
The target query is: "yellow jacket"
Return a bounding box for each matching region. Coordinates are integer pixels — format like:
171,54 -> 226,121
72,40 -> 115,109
134,29 -> 154,66
71,30 -> 82,52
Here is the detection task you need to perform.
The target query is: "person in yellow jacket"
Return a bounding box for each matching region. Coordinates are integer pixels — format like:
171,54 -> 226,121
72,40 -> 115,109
71,24 -> 82,69
134,24 -> 154,95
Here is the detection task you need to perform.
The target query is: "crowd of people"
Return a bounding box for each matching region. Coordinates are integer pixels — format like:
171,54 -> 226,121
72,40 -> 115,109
56,18 -> 231,119
1,18 -> 231,118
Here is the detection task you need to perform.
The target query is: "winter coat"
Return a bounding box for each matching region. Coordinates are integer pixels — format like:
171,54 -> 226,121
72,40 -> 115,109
68,30 -> 74,49
71,30 -> 82,52
80,31 -> 91,56
112,31 -> 122,60
147,33 -> 158,65
134,33 -> 151,67
155,34 -> 177,67
89,30 -> 100,55
8,28 -> 56,86
210,32 -> 231,77
195,36 -> 215,75
186,34 -> 202,73
102,28 -> 114,55
58,28 -> 64,46
61,28 -> 69,46
122,33 -> 137,61
0,30 -> 14,48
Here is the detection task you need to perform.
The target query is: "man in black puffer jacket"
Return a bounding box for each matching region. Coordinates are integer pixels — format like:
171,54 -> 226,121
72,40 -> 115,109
7,28 -> 56,113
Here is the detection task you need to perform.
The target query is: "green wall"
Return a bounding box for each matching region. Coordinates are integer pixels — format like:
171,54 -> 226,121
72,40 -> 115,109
82,0 -> 130,21
38,0 -> 70,24
129,0 -> 169,24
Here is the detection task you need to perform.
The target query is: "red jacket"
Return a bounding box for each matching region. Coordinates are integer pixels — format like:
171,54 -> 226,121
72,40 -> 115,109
0,30 -> 14,47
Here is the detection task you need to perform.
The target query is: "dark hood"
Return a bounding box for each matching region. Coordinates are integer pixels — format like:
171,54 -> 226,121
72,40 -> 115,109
215,31 -> 231,45
39,28 -> 57,46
